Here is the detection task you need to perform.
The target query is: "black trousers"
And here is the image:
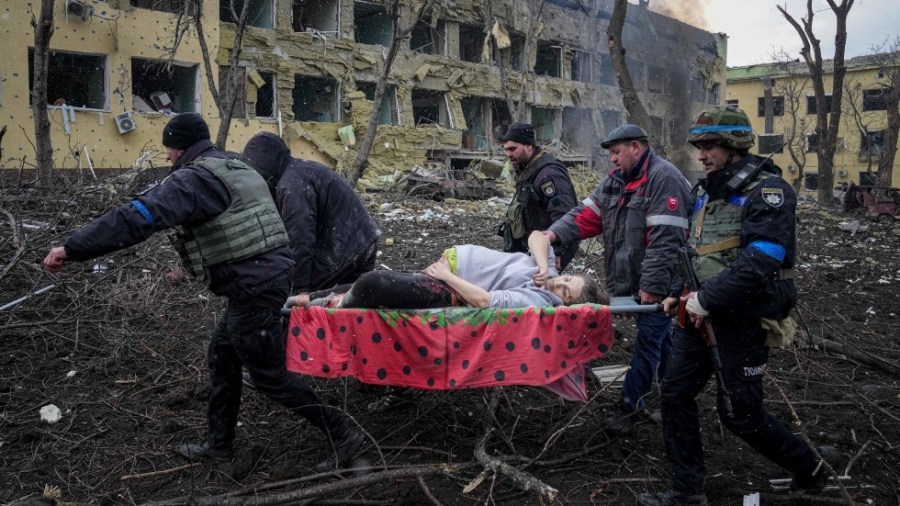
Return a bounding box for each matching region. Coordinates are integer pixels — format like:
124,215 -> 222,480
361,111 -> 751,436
338,271 -> 455,309
206,276 -> 342,449
660,319 -> 819,494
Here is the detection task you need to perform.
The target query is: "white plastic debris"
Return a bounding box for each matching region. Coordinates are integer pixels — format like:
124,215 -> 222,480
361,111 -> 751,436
837,221 -> 868,235
742,492 -> 760,506
39,404 -> 62,424
92,263 -> 108,274
66,370 -> 77,378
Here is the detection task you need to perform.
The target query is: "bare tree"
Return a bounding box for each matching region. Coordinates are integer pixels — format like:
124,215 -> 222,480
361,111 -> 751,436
771,54 -> 812,190
30,0 -> 55,184
844,76 -> 879,181
873,41 -> 900,187
348,0 -> 437,188
607,0 -> 666,157
167,0 -> 251,151
779,0 -> 855,204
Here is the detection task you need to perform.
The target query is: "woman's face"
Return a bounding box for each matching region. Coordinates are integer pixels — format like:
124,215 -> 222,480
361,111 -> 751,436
545,275 -> 586,304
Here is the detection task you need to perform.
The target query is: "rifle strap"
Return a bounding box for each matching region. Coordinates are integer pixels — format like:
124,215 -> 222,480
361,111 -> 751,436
694,236 -> 740,255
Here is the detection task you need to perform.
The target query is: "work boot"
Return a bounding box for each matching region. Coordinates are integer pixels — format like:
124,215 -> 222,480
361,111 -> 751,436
605,403 -> 638,436
314,415 -> 364,472
241,370 -> 257,390
177,440 -> 234,463
636,489 -> 708,506
790,446 -> 844,494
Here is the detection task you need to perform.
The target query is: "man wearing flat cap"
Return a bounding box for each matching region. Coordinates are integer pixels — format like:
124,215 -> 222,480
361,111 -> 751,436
544,124 -> 691,435
499,122 -> 578,270
43,112 -> 363,472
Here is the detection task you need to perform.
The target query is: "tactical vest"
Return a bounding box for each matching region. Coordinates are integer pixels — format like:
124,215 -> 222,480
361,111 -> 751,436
505,152 -> 560,239
688,170 -> 773,283
169,157 -> 288,282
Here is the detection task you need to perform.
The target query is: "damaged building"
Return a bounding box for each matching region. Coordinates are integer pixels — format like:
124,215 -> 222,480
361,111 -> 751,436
1,0 -> 725,184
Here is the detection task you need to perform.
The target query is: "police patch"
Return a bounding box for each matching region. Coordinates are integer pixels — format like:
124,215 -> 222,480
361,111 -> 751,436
540,180 -> 556,196
761,187 -> 784,208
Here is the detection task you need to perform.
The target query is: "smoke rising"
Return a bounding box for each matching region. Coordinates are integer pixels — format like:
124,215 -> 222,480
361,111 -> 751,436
648,0 -> 713,30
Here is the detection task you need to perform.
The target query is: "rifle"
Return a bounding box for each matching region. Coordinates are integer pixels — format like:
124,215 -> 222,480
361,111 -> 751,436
676,247 -> 733,417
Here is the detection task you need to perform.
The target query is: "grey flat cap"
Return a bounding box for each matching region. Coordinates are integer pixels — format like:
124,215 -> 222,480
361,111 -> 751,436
600,124 -> 649,149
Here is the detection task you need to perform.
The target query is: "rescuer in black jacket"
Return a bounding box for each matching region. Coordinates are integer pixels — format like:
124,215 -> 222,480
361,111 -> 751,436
43,113 -> 362,472
241,132 -> 381,297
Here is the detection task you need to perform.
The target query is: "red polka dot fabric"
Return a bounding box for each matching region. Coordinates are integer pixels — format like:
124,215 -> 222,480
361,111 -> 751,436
285,305 -> 613,401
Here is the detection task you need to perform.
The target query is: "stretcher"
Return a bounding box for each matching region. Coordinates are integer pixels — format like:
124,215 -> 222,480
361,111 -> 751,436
283,299 -> 659,402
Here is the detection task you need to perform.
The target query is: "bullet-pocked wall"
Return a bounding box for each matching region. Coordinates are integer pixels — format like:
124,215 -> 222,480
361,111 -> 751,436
1,0 -> 726,184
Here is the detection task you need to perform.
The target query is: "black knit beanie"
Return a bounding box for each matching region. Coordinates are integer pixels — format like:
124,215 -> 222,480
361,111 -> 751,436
500,122 -> 535,145
162,113 -> 210,149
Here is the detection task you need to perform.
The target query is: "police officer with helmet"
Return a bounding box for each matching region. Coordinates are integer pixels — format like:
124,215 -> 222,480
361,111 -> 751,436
638,107 -> 842,505
43,113 -> 363,472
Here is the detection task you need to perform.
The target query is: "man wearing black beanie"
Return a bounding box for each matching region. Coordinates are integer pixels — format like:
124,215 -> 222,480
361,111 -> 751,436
499,122 -> 578,270
44,113 -> 363,472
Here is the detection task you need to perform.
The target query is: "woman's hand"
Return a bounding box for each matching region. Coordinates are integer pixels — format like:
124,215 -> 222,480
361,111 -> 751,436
532,268 -> 548,287
424,256 -> 452,281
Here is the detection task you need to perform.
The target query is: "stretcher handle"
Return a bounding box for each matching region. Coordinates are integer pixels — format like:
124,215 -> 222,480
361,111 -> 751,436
280,303 -> 663,318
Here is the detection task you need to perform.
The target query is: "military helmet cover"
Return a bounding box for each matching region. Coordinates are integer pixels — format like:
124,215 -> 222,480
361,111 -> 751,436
600,124 -> 649,149
688,106 -> 755,149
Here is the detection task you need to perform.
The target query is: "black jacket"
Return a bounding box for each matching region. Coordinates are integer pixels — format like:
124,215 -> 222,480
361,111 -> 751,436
65,139 -> 293,300
241,133 -> 381,292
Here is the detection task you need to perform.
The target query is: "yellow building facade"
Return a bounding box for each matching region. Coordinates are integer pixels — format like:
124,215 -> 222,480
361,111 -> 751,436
726,53 -> 899,191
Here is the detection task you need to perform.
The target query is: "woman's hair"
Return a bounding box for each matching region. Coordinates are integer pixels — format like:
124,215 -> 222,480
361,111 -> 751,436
570,274 -> 608,305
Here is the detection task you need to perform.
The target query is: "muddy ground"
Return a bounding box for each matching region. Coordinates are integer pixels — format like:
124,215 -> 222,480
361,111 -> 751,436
1,174 -> 898,506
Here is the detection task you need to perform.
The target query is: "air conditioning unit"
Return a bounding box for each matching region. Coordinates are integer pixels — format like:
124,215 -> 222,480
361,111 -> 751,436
66,0 -> 93,21
114,112 -> 136,135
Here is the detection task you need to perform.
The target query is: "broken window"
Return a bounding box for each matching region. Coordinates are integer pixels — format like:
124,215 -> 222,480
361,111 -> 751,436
133,58 -> 198,114
461,97 -> 487,150
219,0 -> 273,28
862,88 -> 887,111
598,53 -> 615,86
860,129 -> 885,156
28,49 -> 106,109
690,74 -> 707,103
491,99 -> 512,143
293,75 -> 338,122
531,107 -> 558,143
707,83 -> 720,105
804,172 -> 818,191
757,96 -> 785,117
570,49 -> 592,83
806,132 -> 819,153
758,133 -> 784,154
253,70 -> 276,118
535,42 -> 561,78
599,108 -> 620,135
626,58 -> 644,91
806,94 -> 833,114
459,24 -> 483,63
650,115 -> 663,141
412,89 -> 450,127
292,0 -> 339,34
130,0 -> 187,14
726,98 -> 739,108
561,108 -> 592,154
411,18 -> 445,55
647,65 -> 668,94
358,82 -> 399,125
354,2 -> 392,46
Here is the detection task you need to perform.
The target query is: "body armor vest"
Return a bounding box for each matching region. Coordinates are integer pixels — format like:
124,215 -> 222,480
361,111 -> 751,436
170,157 -> 288,281
688,170 -> 771,283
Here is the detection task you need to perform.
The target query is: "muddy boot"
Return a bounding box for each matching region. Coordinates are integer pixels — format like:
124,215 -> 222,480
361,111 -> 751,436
790,446 -> 845,494
314,413 -> 363,473
177,439 -> 234,463
636,489 -> 708,506
605,402 -> 638,436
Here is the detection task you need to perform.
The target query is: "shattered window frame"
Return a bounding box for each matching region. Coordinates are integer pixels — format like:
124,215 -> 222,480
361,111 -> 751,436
358,81 -> 400,125
411,88 -> 451,128
458,23 -> 484,63
219,0 -> 275,29
292,75 -> 340,123
354,1 -> 393,47
570,48 -> 592,83
217,66 -> 247,118
535,41 -> 562,78
292,0 -> 340,35
758,133 -> 784,154
647,65 -> 668,95
561,107 -> 593,155
253,70 -> 277,119
28,49 -> 108,111
862,88 -> 887,111
757,96 -> 785,117
806,132 -> 819,153
491,99 -> 513,145
531,107 -> 559,143
707,83 -> 720,105
597,53 -> 615,86
860,128 -> 885,157
132,57 -> 199,115
411,17 -> 446,55
461,96 -> 488,151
